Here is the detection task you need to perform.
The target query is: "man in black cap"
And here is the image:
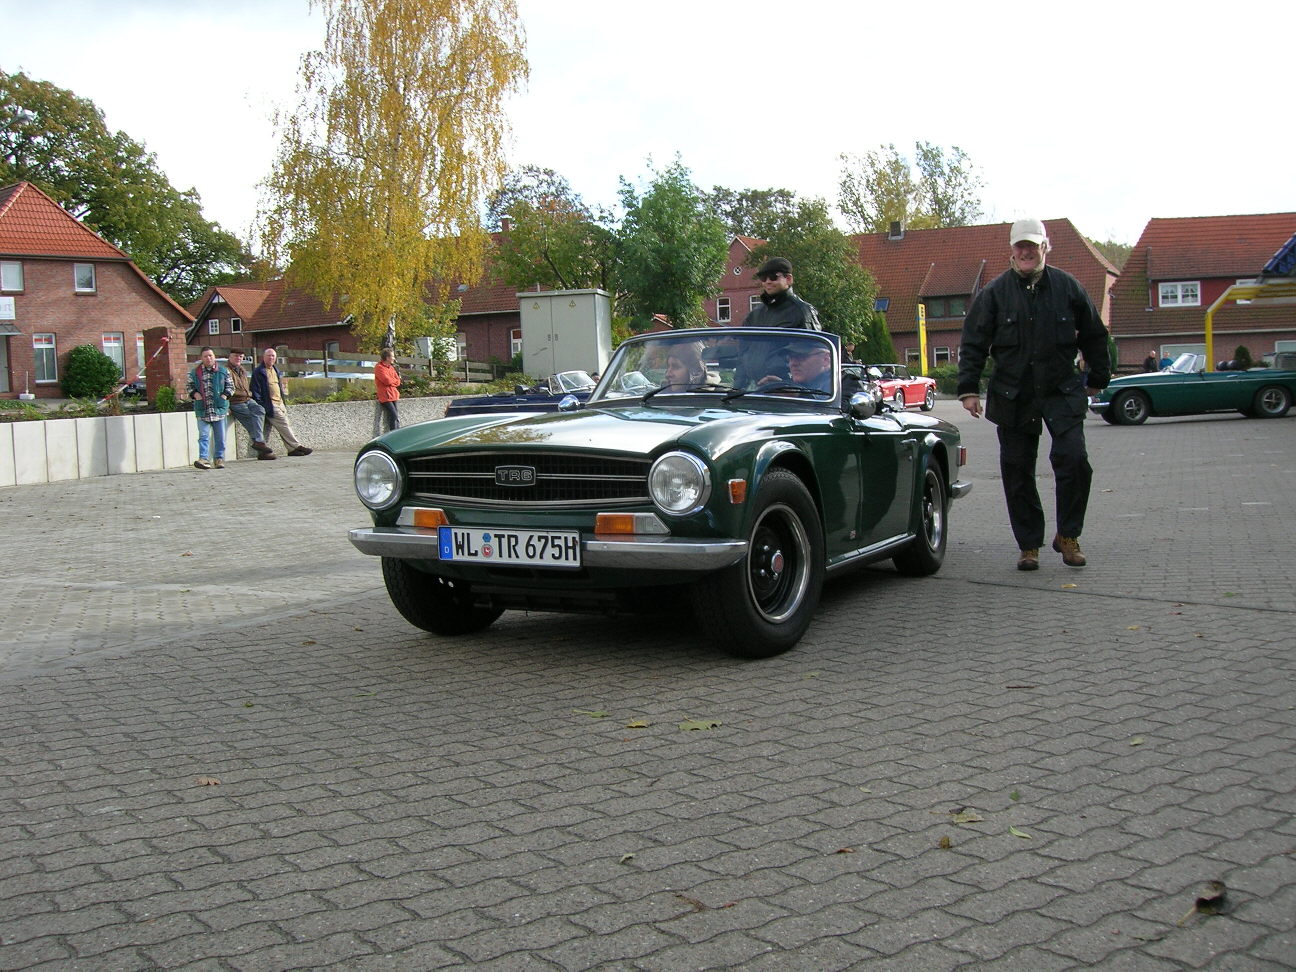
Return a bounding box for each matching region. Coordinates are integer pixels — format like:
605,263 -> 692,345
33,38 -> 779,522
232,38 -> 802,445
735,257 -> 821,386
742,257 -> 821,330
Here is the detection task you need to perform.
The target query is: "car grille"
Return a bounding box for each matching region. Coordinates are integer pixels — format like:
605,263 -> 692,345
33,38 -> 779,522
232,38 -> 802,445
407,451 -> 651,507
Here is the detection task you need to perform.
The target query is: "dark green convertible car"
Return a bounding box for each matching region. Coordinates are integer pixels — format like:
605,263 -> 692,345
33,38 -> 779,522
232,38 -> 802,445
350,328 -> 971,658
1090,351 -> 1296,424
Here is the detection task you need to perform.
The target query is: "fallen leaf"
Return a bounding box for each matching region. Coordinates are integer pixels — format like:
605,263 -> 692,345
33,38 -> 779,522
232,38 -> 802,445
301,640 -> 316,646
1127,625 -> 1142,630
180,551 -> 193,557
194,776 -> 221,786
1009,790 -> 1021,802
624,720 -> 649,729
1130,737 -> 1145,746
835,847 -> 855,854
948,810 -> 984,825
679,718 -> 721,731
938,836 -> 952,849
1061,583 -> 1078,589
1009,826 -> 1032,839
618,853 -> 635,864
573,709 -> 609,718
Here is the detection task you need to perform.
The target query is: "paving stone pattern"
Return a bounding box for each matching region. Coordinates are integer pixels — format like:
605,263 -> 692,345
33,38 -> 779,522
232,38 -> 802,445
1,405 -> 1292,970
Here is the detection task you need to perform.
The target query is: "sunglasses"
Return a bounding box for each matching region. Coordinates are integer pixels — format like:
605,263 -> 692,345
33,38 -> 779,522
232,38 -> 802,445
757,271 -> 786,281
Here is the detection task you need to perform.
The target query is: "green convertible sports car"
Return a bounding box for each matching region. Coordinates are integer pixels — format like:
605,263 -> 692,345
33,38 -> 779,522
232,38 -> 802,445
1091,352 -> 1296,425
349,328 -> 971,658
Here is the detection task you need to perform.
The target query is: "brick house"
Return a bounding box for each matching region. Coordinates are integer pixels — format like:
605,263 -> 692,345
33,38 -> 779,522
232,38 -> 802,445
1108,213 -> 1296,368
0,181 -> 192,399
852,219 -> 1119,370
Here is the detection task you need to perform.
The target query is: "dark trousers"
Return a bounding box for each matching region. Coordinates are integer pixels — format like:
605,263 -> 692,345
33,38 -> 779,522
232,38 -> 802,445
997,419 -> 1092,550
379,400 -> 400,433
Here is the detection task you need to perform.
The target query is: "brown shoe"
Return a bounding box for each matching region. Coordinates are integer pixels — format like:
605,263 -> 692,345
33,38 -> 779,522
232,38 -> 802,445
1053,535 -> 1087,567
213,459 -> 225,469
257,451 -> 277,460
1017,548 -> 1039,571
194,459 -> 212,470
287,446 -> 313,456
252,441 -> 273,455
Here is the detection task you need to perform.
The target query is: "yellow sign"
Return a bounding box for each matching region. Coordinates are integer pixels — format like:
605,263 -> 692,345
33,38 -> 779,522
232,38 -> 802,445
917,303 -> 928,375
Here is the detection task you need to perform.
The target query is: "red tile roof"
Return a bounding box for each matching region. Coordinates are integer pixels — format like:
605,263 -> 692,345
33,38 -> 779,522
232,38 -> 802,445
853,219 -> 1118,336
1137,213 -> 1296,279
0,181 -> 129,260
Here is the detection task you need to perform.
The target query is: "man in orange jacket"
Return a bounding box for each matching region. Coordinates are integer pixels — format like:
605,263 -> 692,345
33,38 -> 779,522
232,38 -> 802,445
373,347 -> 402,435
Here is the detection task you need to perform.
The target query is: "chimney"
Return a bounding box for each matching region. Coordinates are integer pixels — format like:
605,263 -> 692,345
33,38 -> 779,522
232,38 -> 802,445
888,221 -> 904,241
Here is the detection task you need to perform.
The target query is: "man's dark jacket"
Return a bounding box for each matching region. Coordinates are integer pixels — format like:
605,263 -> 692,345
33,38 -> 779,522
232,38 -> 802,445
957,265 -> 1110,431
741,287 -> 822,330
250,364 -> 286,419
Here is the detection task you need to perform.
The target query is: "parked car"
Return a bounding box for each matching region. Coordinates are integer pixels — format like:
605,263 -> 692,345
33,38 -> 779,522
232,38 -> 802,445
118,380 -> 147,398
350,328 -> 971,658
870,363 -> 937,411
444,370 -> 597,417
1090,351 -> 1296,424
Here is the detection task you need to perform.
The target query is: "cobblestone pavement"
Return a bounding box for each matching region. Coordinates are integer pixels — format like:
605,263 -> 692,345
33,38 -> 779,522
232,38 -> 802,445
1,405 -> 1293,970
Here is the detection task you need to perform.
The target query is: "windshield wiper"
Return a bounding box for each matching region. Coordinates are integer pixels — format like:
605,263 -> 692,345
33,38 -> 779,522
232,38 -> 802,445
641,382 -> 734,404
723,381 -> 831,402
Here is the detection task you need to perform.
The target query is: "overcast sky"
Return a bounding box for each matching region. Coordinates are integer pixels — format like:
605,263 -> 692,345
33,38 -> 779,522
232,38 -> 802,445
4,0 -> 1293,247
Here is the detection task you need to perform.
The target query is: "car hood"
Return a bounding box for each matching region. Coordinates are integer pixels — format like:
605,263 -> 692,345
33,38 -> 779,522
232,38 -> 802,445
376,403 -> 824,460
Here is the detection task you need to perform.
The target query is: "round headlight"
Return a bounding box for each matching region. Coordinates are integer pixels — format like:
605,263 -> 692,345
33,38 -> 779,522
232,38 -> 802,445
649,452 -> 711,515
355,450 -> 403,510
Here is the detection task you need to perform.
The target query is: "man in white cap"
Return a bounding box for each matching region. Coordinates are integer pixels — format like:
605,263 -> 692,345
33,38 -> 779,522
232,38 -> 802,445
956,218 -> 1111,571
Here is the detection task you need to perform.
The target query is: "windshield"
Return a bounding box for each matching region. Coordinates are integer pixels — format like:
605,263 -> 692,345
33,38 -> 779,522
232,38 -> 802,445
1167,352 -> 1205,374
554,371 -> 596,392
590,328 -> 840,405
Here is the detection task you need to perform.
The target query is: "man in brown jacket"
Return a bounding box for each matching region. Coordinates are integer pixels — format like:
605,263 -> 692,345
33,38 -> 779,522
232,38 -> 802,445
225,351 -> 276,459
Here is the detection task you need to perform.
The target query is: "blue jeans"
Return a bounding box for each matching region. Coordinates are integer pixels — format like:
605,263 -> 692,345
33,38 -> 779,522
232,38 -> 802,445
230,399 -> 268,442
197,417 -> 227,460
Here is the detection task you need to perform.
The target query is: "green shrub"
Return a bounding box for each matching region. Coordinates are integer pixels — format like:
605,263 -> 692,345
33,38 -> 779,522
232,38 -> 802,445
0,400 -> 43,422
929,363 -> 961,395
62,345 -> 122,398
155,385 -> 180,412
1232,345 -> 1253,369
325,383 -> 375,403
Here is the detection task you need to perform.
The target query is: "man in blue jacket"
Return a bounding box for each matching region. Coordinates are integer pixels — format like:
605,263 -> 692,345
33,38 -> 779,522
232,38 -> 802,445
251,348 -> 312,457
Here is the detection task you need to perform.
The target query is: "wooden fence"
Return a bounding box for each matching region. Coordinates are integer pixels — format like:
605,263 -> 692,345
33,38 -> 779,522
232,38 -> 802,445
184,346 -> 510,383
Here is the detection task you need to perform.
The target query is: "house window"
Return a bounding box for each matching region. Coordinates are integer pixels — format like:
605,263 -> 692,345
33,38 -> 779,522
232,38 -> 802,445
102,332 -> 126,377
1158,281 -> 1200,307
509,328 -> 522,358
136,335 -> 146,373
716,297 -> 731,323
923,297 -> 968,318
1,261 -> 22,292
455,333 -> 467,361
1235,279 -> 1256,305
934,346 -> 952,364
207,319 -> 219,335
231,317 -> 242,333
73,263 -> 96,293
34,333 -> 57,382
905,347 -> 920,367
749,295 -> 761,312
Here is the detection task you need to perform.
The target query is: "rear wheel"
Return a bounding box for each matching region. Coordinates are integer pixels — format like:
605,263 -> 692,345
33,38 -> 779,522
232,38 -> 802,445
1112,390 -> 1150,425
381,558 -> 504,635
892,462 -> 948,576
893,390 -> 906,409
691,469 -> 824,659
921,386 -> 936,411
1251,385 -> 1292,418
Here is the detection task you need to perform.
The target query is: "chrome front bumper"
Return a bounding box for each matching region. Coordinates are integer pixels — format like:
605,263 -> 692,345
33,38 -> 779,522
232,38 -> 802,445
348,527 -> 749,571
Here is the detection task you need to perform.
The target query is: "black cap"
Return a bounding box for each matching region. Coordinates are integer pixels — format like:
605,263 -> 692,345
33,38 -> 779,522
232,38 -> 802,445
755,256 -> 793,279
778,336 -> 828,356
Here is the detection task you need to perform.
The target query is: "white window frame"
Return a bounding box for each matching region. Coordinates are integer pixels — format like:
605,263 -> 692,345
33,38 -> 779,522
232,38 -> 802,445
749,295 -> 761,312
934,346 -> 953,364
716,297 -> 731,323
34,333 -> 57,382
102,332 -> 126,378
904,347 -> 920,367
73,263 -> 96,293
509,328 -> 522,359
231,317 -> 242,333
207,319 -> 219,335
1158,281 -> 1200,307
455,332 -> 467,361
1,261 -> 22,292
136,335 -> 146,372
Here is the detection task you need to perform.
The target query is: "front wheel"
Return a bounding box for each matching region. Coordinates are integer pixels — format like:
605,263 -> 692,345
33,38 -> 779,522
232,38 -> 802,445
892,462 -> 948,576
1112,390 -> 1151,425
921,386 -> 936,411
381,558 -> 504,635
893,390 -> 906,409
1251,385 -> 1292,418
691,469 -> 824,659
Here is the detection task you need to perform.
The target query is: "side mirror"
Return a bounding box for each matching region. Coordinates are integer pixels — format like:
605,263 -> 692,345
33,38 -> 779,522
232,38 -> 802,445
848,391 -> 877,420
557,394 -> 581,412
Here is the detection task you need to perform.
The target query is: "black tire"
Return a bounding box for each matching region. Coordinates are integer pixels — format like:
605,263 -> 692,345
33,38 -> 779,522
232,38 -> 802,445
381,557 -> 504,635
920,386 -> 936,411
1099,409 -> 1119,425
892,462 -> 948,576
1112,390 -> 1150,425
1251,385 -> 1292,418
691,469 -> 824,659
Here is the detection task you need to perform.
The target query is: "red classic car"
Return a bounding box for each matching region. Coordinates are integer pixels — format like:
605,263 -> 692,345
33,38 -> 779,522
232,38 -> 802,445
871,364 -> 938,411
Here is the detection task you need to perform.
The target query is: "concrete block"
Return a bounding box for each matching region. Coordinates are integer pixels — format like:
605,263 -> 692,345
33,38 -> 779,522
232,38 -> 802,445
75,417 -> 109,479
12,422 -> 49,484
44,419 -> 79,482
160,411 -> 193,468
133,413 -> 165,471
0,424 -> 14,487
105,415 -> 137,475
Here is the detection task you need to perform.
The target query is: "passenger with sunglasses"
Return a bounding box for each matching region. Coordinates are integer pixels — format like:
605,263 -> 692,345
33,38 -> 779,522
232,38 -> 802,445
734,256 -> 822,386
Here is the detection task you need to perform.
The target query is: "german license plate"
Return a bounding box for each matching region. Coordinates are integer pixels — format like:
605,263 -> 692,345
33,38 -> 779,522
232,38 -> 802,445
437,527 -> 581,568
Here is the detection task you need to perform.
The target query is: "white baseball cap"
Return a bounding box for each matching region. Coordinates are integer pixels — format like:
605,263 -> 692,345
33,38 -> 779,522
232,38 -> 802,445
1010,218 -> 1048,246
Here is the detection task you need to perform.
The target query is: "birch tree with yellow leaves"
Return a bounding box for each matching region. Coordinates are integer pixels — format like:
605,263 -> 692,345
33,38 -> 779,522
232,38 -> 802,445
259,0 -> 527,349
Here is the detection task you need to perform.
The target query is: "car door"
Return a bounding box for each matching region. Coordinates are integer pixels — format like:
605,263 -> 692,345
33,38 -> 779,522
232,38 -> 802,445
850,412 -> 915,548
